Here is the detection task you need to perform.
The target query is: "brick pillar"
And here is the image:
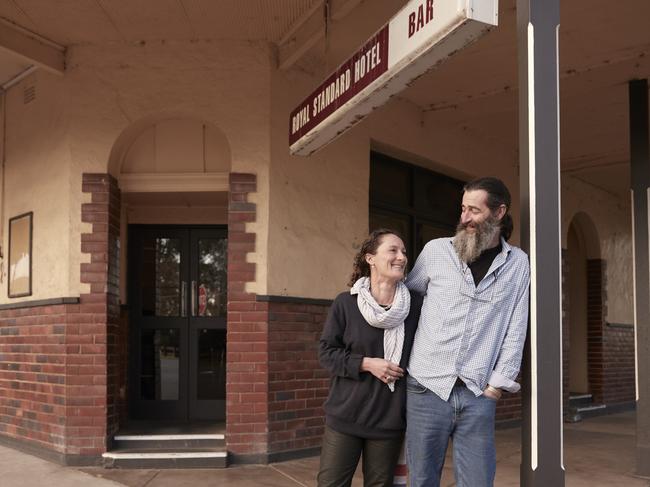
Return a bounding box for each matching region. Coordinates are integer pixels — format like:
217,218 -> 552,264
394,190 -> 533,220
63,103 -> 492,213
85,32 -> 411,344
586,258 -> 606,403
71,174 -> 121,457
226,173 -> 270,460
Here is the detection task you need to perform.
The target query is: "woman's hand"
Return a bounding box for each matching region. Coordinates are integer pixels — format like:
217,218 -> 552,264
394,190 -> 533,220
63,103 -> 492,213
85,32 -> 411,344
361,357 -> 404,384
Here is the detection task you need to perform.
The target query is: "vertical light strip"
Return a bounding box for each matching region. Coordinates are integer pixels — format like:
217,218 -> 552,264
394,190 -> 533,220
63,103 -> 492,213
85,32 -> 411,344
555,23 -> 565,471
631,189 -> 639,402
527,21 -> 538,472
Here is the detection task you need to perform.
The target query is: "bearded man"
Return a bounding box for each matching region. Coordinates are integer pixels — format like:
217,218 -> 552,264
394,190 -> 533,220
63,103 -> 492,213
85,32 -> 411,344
405,177 -> 530,487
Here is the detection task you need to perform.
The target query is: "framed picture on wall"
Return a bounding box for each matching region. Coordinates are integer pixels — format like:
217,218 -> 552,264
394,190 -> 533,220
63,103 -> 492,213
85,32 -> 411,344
8,212 -> 33,298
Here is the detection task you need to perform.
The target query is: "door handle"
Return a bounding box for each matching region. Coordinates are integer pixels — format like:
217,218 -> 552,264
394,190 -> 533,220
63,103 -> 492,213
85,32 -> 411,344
181,281 -> 187,317
191,280 -> 197,316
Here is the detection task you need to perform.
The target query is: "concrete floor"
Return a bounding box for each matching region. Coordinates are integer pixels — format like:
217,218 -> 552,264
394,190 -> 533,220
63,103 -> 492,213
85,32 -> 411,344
1,411 -> 648,486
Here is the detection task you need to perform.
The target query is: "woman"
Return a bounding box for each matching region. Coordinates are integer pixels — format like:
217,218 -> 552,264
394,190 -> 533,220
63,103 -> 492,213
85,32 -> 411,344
317,229 -> 423,487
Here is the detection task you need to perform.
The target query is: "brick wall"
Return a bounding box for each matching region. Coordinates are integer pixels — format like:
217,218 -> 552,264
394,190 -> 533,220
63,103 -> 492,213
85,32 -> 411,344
586,259 -> 605,403
117,307 -> 129,424
226,173 -> 270,457
0,173 -> 120,463
496,390 -> 522,423
0,302 -> 70,453
267,299 -> 329,455
602,324 -> 636,405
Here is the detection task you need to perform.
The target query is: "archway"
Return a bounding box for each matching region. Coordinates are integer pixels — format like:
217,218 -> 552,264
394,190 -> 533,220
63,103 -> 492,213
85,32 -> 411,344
567,222 -> 588,394
566,211 -> 603,415
108,117 -> 232,425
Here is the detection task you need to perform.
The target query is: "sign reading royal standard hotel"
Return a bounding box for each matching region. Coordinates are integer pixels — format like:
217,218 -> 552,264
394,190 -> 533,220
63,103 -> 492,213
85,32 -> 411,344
289,0 -> 498,155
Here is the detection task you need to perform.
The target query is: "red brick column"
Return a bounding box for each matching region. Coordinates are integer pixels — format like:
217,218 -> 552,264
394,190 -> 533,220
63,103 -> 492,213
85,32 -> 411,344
226,173 -> 270,460
71,173 -> 121,457
586,259 -> 605,403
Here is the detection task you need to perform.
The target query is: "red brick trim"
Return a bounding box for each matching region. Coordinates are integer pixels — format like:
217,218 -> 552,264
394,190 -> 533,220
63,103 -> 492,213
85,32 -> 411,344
226,173 -> 270,455
71,173 -> 121,456
586,259 -> 605,403
0,297 -> 79,310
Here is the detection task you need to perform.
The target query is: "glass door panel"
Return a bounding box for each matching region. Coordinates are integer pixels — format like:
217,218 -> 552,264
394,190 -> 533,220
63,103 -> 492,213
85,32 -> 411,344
196,329 -> 226,400
129,227 -> 189,420
141,237 -> 183,317
197,238 -> 228,317
129,226 -> 227,422
140,328 -> 180,400
189,229 -> 227,420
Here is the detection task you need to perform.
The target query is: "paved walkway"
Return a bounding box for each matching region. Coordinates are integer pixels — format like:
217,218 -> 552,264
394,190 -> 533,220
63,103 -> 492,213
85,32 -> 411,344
1,412 -> 648,486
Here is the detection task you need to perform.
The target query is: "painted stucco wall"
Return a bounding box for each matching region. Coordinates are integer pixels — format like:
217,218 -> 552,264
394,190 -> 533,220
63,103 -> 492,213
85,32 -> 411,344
0,73 -> 77,305
0,7 -> 634,321
562,174 -> 633,325
0,39 -> 272,304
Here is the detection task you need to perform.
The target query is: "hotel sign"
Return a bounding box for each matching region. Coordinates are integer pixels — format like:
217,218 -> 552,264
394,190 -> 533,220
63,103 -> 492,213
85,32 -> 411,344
289,0 -> 498,155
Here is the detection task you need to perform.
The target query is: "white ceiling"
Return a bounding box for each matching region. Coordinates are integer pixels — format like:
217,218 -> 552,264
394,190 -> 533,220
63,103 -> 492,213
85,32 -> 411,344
397,0 -> 650,199
0,0 -> 321,44
0,0 -> 647,199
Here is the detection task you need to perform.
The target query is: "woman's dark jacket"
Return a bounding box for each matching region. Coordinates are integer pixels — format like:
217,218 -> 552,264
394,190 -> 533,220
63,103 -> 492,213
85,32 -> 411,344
319,290 -> 422,439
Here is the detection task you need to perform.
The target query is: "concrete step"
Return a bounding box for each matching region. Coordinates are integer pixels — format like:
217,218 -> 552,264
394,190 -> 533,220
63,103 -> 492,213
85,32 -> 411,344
569,393 -> 593,409
102,450 -> 227,469
104,434 -> 228,468
112,433 -> 225,450
576,403 -> 607,420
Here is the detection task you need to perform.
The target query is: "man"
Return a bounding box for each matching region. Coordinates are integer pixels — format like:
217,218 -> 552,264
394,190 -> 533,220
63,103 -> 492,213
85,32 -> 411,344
405,177 -> 530,487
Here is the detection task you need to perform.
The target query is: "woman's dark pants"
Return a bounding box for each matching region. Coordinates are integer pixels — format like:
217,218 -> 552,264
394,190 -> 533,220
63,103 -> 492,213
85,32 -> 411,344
317,425 -> 403,487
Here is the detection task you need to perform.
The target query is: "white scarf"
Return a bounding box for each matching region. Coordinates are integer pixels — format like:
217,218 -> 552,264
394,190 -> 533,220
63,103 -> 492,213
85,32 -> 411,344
350,277 -> 410,392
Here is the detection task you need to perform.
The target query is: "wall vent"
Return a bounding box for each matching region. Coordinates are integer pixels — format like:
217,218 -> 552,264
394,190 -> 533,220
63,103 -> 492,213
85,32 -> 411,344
23,84 -> 36,104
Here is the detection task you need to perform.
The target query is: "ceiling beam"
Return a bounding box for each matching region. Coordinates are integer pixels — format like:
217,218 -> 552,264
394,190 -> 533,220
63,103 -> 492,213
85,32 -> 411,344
0,19 -> 65,75
277,0 -> 364,71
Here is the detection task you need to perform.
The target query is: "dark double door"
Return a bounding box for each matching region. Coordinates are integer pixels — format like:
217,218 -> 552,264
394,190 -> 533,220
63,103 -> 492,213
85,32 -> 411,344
129,226 -> 227,421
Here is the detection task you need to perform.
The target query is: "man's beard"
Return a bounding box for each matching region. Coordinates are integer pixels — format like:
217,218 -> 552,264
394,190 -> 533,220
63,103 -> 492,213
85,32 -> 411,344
453,216 -> 501,264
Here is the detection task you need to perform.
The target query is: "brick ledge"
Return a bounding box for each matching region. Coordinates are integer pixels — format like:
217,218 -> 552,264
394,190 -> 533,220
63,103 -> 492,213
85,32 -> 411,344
256,295 -> 333,306
0,297 -> 80,311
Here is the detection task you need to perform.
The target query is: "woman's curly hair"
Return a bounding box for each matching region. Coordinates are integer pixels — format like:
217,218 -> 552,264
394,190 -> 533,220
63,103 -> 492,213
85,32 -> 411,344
348,228 -> 403,287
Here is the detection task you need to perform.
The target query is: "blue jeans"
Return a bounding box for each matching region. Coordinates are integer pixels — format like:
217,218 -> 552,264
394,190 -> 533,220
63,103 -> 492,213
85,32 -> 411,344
406,376 -> 497,487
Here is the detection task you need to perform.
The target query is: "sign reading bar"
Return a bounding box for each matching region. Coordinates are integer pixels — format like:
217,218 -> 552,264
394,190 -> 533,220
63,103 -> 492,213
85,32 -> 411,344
289,0 -> 498,155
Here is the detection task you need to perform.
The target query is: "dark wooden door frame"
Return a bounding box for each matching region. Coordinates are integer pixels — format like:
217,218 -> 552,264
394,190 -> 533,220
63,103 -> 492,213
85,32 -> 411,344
127,224 -> 227,421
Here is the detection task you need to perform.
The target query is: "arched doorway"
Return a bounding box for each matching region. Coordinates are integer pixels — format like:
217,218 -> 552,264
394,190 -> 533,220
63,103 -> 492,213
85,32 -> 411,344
566,212 -> 603,418
567,223 -> 589,394
112,117 -> 232,423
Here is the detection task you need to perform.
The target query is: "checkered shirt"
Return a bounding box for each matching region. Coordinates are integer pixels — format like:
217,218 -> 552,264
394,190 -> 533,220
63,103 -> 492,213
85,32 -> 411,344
406,237 -> 530,401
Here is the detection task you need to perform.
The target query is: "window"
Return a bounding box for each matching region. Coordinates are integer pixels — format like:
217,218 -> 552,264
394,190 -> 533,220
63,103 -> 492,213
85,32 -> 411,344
369,152 -> 464,266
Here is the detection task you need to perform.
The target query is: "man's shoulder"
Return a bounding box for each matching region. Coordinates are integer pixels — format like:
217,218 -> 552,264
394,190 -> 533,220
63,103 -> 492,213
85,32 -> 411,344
504,244 -> 530,277
423,237 -> 453,253
506,244 -> 529,263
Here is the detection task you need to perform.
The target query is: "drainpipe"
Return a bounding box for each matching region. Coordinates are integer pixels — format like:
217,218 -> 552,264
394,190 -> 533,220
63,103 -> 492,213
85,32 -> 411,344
0,89 -> 6,277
